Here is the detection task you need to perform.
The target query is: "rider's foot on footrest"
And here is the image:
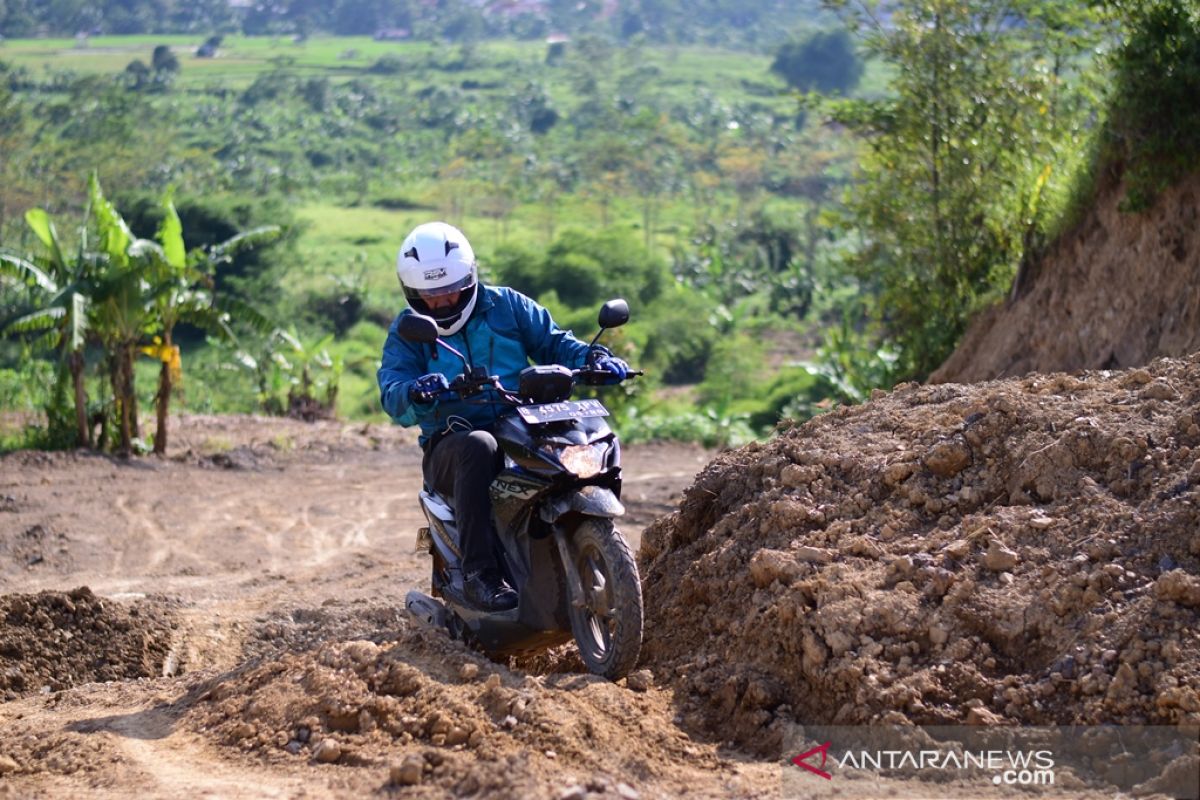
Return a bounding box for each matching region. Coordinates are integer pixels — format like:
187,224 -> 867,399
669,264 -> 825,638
463,568 -> 518,612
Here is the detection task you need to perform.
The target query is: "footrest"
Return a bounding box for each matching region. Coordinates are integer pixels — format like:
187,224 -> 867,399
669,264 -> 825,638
405,590 -> 448,630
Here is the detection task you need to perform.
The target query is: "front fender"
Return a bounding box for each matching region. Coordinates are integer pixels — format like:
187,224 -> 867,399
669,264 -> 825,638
539,485 -> 625,524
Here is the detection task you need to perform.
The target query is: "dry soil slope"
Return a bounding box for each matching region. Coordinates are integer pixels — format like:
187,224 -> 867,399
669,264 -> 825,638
933,172 -> 1200,383
639,356 -> 1200,757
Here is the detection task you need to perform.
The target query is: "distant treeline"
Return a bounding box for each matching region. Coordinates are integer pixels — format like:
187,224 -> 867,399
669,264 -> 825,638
0,0 -> 824,47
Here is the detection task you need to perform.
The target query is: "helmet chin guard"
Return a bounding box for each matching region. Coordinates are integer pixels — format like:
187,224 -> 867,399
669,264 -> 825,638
396,222 -> 479,336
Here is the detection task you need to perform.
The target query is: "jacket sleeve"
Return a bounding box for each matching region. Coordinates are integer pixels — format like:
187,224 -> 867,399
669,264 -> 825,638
507,289 -> 593,368
377,319 -> 437,426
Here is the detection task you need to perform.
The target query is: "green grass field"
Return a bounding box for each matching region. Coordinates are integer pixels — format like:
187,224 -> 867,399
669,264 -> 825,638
0,33 -> 857,101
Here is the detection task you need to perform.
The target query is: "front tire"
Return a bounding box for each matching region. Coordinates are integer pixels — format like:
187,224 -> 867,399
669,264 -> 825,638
566,518 -> 643,680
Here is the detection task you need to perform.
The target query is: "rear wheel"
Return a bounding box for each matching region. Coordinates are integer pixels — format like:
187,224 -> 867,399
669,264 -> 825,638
566,518 -> 643,680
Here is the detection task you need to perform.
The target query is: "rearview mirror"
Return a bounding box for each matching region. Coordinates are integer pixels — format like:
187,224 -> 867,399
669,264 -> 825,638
598,299 -> 629,330
397,313 -> 439,344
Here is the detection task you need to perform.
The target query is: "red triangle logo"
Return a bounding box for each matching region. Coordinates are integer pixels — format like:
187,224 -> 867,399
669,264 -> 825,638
791,740 -> 833,780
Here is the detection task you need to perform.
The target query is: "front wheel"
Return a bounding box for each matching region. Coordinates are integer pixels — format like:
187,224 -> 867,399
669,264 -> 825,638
566,518 -> 643,680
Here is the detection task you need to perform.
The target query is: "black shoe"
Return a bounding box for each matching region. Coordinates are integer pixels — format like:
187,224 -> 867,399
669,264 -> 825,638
463,568 -> 518,612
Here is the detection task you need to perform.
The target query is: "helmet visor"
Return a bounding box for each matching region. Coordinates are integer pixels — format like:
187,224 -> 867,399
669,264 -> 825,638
402,273 -> 475,303
404,279 -> 478,326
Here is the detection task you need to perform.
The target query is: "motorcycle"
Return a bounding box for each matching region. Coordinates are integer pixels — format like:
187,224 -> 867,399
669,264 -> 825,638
400,299 -> 644,680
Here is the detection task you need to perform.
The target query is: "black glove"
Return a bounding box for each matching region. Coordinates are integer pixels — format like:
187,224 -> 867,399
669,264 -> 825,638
408,373 -> 449,405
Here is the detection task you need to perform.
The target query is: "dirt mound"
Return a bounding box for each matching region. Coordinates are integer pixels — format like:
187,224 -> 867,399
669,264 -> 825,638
184,621 -> 742,799
639,356 -> 1200,753
933,172 -> 1200,383
0,587 -> 179,700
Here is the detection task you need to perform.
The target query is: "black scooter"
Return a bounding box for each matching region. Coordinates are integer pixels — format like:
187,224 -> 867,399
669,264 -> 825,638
400,299 -> 643,680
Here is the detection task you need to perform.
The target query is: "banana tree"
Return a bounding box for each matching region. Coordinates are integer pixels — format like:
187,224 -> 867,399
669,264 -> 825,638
88,173 -> 155,456
136,190 -> 278,455
0,207 -> 95,447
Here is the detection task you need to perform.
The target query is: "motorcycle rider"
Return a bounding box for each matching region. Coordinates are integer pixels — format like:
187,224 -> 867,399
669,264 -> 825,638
378,221 -> 629,612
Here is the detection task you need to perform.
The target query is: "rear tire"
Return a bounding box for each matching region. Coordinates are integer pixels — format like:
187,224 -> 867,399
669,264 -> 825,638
565,518 -> 643,680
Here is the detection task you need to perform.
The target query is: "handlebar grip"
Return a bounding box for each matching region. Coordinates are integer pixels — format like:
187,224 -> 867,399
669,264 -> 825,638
412,387 -> 460,404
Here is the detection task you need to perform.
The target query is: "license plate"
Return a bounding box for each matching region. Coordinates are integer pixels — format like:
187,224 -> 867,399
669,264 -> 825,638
517,399 -> 609,424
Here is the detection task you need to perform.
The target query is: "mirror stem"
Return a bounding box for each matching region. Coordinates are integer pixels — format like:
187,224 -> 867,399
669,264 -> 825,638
436,339 -> 470,367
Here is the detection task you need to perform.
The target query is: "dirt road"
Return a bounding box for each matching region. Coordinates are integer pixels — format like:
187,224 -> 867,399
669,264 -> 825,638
0,414 -> 779,799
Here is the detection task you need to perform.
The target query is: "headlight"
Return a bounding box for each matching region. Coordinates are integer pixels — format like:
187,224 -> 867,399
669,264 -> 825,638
559,443 -> 607,478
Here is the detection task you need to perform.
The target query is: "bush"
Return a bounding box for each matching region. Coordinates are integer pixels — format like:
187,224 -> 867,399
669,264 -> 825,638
637,286 -> 720,384
368,55 -> 406,75
770,29 -> 863,95
621,407 -> 757,449
492,229 -> 668,311
1104,1 -> 1200,210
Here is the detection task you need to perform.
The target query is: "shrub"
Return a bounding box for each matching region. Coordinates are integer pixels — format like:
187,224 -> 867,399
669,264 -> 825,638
770,29 -> 863,95
1103,1 -> 1200,210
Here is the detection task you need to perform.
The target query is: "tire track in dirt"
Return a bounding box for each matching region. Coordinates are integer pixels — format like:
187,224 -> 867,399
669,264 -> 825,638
0,420 -> 725,798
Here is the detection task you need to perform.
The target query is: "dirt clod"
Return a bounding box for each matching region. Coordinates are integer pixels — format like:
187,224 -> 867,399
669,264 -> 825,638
390,754 -> 424,785
0,588 -> 177,700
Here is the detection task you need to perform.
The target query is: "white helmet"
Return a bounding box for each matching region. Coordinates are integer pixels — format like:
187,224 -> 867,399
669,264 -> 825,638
396,221 -> 479,336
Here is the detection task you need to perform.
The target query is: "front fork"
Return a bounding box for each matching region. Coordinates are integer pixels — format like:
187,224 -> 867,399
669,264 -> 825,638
552,526 -> 588,613
542,484 -> 624,613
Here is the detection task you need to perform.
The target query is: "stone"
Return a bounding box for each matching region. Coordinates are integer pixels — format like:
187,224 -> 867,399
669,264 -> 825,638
925,440 -> 972,477
1140,380 -> 1178,401
557,785 -> 588,800
1028,515 -> 1055,531
458,662 -> 480,681
793,545 -> 834,564
1121,369 -> 1153,387
781,464 -> 821,488
965,706 -> 1004,726
313,738 -> 341,763
983,540 -> 1019,572
748,549 -> 801,588
617,783 -> 641,800
625,669 -> 653,693
944,539 -> 971,561
390,754 -> 424,786
0,755 -> 20,775
1153,570 -> 1200,607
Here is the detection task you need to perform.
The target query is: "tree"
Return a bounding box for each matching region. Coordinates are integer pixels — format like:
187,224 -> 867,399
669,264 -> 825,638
1101,0 -> 1200,210
1,209 -> 94,448
150,43 -> 180,88
138,191 -> 279,454
771,28 -> 864,95
823,0 -> 1104,380
88,173 -> 156,455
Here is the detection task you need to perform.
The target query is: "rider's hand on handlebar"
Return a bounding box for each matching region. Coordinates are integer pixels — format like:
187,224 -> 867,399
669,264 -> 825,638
590,354 -> 630,385
408,373 -> 450,405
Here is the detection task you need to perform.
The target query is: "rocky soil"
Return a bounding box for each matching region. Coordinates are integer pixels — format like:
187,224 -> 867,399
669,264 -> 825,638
641,355 -> 1200,764
1,587 -> 178,700
1,414 -> 760,799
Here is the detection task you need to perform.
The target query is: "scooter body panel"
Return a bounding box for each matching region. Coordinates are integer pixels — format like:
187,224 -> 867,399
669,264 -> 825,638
411,403 -> 626,658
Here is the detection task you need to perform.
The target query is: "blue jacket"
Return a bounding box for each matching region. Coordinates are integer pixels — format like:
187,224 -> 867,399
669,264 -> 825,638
378,285 -> 595,446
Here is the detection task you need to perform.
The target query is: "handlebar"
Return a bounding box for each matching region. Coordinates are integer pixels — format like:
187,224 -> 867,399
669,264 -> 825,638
413,365 -> 642,405
572,366 -> 646,386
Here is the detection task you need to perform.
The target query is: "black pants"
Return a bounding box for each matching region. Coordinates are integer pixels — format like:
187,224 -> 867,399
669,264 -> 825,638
422,430 -> 505,575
